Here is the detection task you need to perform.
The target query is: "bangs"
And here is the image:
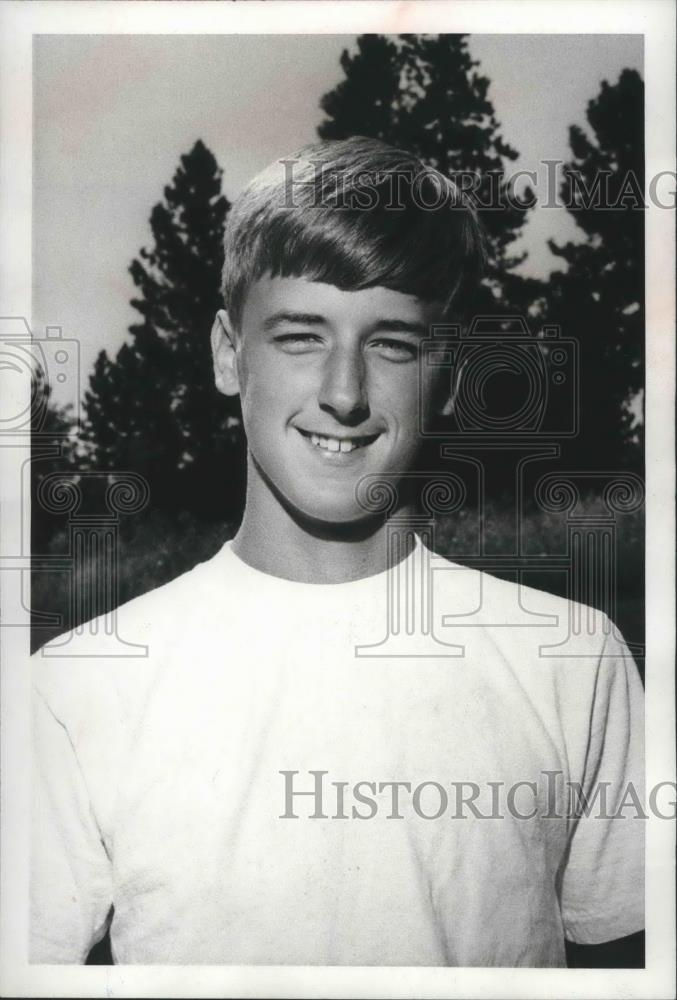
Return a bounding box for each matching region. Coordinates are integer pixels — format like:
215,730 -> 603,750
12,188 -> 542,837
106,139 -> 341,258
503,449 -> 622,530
222,138 -> 486,328
260,200 -> 475,303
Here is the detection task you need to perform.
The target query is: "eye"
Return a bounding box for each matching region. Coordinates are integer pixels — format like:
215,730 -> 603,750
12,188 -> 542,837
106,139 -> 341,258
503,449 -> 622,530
273,333 -> 323,353
370,338 -> 419,362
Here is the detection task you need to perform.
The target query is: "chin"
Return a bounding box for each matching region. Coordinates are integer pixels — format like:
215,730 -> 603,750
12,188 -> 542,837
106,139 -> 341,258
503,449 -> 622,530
294,498 -> 375,528
281,487 -> 383,533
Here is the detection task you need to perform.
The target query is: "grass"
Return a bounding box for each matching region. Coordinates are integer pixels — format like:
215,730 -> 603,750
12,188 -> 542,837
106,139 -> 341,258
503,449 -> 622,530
31,496 -> 644,655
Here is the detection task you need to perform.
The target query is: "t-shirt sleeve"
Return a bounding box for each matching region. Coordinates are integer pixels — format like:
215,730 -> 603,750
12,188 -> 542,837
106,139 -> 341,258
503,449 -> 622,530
559,626 -> 645,944
31,684 -> 114,964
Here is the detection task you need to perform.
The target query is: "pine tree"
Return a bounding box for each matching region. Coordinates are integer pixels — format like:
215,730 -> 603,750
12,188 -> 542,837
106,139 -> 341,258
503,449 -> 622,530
83,140 -> 246,518
544,69 -> 644,469
319,34 -> 536,310
30,370 -> 81,648
319,35 -> 405,146
31,372 -> 79,554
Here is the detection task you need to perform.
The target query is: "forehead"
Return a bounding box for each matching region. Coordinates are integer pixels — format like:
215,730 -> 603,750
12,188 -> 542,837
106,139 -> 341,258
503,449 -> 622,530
240,275 -> 442,329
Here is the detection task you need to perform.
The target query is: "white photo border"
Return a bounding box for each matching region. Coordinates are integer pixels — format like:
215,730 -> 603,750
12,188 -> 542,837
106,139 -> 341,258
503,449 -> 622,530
0,2 -> 674,997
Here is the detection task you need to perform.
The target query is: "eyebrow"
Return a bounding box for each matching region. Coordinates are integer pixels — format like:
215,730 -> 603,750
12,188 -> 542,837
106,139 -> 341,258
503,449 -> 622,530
262,312 -> 327,330
262,312 -> 428,336
370,319 -> 428,336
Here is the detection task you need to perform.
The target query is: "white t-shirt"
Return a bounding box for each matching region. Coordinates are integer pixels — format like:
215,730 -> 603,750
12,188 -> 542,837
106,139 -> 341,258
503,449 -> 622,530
31,536 -> 644,966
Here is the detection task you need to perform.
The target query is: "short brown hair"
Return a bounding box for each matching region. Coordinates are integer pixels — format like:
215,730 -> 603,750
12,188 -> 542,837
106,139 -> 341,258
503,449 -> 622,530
222,136 -> 487,329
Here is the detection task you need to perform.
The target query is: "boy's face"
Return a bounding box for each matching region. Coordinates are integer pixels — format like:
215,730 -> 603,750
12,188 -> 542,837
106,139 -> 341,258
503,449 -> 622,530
213,275 -> 447,525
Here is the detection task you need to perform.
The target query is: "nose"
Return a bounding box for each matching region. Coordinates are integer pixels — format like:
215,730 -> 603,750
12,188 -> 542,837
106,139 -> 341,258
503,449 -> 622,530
318,344 -> 370,425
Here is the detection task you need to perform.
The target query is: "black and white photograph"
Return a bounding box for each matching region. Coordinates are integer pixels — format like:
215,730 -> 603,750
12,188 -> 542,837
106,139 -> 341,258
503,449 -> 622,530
0,1 -> 674,997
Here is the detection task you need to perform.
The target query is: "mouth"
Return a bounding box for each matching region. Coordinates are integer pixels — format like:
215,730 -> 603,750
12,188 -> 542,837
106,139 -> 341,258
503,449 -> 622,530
296,428 -> 381,454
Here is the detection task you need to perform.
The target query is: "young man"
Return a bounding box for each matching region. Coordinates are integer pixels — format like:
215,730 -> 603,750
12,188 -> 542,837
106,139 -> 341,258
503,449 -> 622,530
31,138 -> 644,967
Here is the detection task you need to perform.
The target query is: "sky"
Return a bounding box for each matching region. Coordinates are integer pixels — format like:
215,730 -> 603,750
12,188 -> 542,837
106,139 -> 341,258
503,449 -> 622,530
33,33 -> 643,408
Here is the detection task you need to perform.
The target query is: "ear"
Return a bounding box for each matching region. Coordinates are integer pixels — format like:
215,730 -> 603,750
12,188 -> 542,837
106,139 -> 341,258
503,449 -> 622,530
211,309 -> 240,396
439,353 -> 470,417
439,381 -> 456,417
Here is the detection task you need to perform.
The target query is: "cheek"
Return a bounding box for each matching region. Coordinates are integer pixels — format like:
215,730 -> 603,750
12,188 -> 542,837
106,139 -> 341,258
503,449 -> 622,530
238,361 -> 313,449
238,347 -> 283,413
385,371 -> 442,457
381,369 -> 426,429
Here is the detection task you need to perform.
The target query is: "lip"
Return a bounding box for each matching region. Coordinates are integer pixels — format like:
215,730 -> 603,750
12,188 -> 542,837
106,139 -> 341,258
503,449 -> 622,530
296,427 -> 381,444
294,426 -> 382,462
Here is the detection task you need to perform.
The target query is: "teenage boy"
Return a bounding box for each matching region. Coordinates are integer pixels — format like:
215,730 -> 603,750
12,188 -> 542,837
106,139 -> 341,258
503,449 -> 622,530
31,137 -> 644,967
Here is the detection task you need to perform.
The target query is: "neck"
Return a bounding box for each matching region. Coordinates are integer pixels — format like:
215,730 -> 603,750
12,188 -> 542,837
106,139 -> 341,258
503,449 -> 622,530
231,454 -> 417,584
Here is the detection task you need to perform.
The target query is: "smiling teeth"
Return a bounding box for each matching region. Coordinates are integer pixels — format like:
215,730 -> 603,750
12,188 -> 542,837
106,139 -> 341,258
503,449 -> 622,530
309,434 -> 362,453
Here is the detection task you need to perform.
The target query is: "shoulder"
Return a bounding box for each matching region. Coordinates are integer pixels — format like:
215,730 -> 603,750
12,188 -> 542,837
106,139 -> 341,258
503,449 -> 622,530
429,548 -> 602,635
32,540 -> 234,731
429,548 -> 637,685
430,552 -> 642,764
